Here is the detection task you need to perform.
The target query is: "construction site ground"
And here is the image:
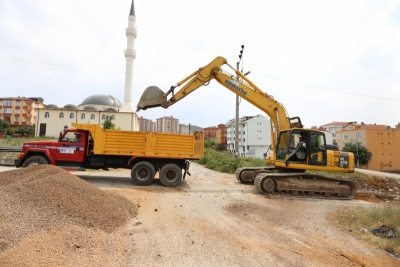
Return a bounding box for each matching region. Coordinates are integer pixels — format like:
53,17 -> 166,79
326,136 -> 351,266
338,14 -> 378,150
0,163 -> 399,267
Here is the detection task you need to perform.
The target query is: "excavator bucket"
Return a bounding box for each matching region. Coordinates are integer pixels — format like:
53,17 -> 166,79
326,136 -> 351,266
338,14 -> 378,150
136,86 -> 167,112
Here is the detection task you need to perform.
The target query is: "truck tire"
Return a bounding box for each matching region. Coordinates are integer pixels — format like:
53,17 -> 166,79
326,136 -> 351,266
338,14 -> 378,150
22,155 -> 49,167
159,163 -> 182,187
131,161 -> 155,186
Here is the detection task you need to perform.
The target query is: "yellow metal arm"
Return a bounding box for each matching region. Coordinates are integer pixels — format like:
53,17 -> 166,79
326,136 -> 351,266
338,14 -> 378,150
137,56 -> 292,134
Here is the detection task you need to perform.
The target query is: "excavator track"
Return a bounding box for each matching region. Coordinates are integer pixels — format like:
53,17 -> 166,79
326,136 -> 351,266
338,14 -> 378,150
254,172 -> 357,200
235,166 -> 275,183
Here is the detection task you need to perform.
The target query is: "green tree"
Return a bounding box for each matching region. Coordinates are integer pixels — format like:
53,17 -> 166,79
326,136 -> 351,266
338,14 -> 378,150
204,139 -> 216,148
0,119 -> 11,135
343,143 -> 372,165
102,115 -> 120,130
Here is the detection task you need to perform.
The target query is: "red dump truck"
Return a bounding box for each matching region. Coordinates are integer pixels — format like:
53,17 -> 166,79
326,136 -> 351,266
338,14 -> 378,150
15,123 -> 204,187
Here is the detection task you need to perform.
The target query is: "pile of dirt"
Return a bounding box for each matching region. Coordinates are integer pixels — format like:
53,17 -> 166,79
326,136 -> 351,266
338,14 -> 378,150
351,174 -> 400,202
0,165 -> 137,256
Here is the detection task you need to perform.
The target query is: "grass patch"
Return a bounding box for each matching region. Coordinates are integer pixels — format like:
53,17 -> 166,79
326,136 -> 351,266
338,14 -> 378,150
0,137 -> 55,147
196,148 -> 267,174
331,203 -> 400,257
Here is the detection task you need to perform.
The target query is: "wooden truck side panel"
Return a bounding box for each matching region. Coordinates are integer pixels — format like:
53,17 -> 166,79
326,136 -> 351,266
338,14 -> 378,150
72,123 -> 204,160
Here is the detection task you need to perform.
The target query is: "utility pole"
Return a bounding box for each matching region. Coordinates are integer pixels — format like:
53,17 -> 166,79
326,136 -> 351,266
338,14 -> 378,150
235,45 -> 244,160
356,142 -> 360,168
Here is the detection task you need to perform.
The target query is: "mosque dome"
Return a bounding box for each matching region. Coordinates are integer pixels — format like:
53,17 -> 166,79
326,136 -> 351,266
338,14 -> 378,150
45,104 -> 59,109
63,104 -> 78,110
104,107 -> 118,112
83,106 -> 99,111
80,94 -> 122,107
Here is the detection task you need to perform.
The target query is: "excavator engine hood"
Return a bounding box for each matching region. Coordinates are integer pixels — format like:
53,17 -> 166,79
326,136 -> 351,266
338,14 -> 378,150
136,86 -> 167,112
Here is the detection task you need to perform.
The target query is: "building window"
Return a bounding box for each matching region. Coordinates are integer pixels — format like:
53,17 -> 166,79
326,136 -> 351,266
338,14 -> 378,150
356,132 -> 361,139
45,112 -> 50,118
4,108 -> 12,113
15,109 -> 20,114
81,114 -> 85,119
111,115 -> 115,120
59,112 -> 64,118
332,133 -> 336,138
4,101 -> 12,106
14,117 -> 19,122
102,114 -> 106,120
344,134 -> 349,139
16,102 -> 20,106
347,126 -> 352,130
70,113 -> 74,119
91,114 -> 95,120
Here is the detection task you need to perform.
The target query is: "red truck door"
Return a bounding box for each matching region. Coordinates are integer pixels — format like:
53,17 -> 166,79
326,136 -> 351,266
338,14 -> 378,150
52,131 -> 85,162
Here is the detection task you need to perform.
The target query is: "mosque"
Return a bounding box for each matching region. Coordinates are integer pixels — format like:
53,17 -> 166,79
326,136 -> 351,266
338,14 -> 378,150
35,1 -> 140,137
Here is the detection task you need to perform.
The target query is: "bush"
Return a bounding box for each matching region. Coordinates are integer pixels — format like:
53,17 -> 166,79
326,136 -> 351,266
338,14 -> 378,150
196,148 -> 267,174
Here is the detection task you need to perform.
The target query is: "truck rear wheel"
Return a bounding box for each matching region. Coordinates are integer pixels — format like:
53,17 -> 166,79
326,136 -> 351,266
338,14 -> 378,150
159,163 -> 182,187
131,161 -> 155,186
22,155 -> 49,167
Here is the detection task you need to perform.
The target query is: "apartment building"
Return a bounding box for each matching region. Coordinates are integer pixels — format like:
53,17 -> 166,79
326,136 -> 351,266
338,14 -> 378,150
226,115 -> 272,158
0,97 -> 45,130
215,124 -> 227,149
138,116 -> 156,132
336,122 -> 400,172
156,116 -> 179,133
203,126 -> 217,140
319,121 -> 354,144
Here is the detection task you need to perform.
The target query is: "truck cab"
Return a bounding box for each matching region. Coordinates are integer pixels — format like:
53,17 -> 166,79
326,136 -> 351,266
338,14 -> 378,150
15,128 -> 89,170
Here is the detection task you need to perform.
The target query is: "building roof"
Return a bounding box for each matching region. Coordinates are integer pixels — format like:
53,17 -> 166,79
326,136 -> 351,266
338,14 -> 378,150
63,104 -> 78,110
45,104 -> 59,109
320,121 -> 353,127
358,124 -> 390,130
80,94 -> 122,107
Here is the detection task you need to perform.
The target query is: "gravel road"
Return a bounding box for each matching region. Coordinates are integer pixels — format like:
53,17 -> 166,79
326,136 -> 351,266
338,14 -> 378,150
0,163 -> 399,267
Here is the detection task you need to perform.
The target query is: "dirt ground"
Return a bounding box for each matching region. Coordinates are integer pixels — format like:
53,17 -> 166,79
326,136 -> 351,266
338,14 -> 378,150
0,163 -> 399,267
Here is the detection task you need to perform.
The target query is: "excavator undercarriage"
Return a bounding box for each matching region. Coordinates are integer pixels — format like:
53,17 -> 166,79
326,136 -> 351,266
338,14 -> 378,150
236,167 -> 357,200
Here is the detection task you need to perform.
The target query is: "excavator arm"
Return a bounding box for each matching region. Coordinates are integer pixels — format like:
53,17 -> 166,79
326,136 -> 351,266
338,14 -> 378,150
137,56 -> 302,135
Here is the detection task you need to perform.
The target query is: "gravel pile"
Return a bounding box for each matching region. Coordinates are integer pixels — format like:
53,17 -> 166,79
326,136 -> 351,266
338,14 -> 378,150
0,165 -> 137,261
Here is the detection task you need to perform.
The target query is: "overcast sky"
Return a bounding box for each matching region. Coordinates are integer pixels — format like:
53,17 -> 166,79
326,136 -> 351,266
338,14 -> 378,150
1,0 -> 400,129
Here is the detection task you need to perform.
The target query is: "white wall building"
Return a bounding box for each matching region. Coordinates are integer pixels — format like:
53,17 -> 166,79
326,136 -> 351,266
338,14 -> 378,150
319,121 -> 353,144
36,107 -> 139,137
226,115 -> 272,159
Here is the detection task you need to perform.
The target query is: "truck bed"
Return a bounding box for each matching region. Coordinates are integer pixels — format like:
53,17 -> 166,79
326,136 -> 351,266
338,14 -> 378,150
72,123 -> 204,159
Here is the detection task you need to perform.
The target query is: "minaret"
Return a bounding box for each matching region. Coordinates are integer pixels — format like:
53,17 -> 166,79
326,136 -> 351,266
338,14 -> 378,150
120,0 -> 137,112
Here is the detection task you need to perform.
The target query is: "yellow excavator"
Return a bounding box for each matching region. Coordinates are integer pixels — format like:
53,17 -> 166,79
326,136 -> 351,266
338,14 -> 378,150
136,56 -> 357,199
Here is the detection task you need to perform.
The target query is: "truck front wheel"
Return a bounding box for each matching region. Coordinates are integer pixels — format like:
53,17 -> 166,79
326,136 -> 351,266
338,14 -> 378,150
131,161 -> 155,186
159,163 -> 182,187
22,155 -> 49,167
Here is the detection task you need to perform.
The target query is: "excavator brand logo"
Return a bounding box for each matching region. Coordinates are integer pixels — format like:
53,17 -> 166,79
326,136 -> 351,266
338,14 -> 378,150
225,79 -> 247,95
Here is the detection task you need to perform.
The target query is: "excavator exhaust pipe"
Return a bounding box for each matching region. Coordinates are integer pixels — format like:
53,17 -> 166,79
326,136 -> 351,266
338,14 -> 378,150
136,86 -> 167,112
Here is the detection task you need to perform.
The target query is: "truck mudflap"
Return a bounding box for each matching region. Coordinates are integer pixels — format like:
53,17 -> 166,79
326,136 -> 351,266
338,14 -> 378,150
183,160 -> 191,180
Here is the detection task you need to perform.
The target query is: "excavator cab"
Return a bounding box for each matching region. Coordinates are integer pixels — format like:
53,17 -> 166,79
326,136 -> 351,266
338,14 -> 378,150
276,129 -> 327,168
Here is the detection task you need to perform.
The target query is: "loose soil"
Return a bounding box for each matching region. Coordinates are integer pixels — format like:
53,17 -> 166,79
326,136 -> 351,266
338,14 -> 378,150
0,163 -> 399,266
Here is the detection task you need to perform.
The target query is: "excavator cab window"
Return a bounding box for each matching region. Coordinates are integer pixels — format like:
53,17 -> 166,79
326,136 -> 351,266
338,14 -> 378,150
308,132 -> 327,166
276,130 -> 310,163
